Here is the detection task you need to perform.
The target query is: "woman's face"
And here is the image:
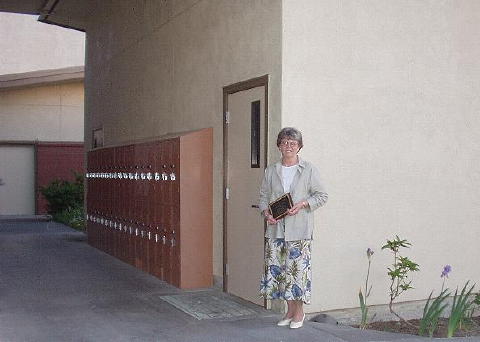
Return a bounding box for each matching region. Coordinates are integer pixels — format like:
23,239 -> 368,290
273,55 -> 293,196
279,139 -> 300,158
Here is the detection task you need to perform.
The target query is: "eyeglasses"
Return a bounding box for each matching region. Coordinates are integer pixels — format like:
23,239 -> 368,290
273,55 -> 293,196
279,140 -> 299,148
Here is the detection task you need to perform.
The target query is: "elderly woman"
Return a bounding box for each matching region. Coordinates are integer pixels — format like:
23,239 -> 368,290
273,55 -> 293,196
259,127 -> 328,329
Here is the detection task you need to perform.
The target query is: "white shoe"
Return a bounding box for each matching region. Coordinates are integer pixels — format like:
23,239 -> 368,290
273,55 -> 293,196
277,317 -> 293,326
289,314 -> 305,329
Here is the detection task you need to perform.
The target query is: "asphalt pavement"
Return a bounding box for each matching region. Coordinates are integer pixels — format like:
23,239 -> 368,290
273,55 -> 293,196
0,218 -> 478,342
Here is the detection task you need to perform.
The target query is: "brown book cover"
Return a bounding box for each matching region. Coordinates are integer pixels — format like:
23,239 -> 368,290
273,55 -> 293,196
268,193 -> 293,220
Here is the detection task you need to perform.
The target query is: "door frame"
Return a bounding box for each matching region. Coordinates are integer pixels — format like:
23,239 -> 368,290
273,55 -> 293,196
222,75 -> 269,296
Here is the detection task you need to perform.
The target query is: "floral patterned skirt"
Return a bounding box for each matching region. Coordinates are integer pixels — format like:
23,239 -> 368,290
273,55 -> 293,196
260,238 -> 312,304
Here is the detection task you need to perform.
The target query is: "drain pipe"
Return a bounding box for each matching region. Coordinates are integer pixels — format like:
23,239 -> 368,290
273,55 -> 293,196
37,0 -> 85,32
38,0 -> 59,23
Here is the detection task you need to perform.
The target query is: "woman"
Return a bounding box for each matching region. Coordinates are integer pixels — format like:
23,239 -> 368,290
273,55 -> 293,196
259,127 -> 328,329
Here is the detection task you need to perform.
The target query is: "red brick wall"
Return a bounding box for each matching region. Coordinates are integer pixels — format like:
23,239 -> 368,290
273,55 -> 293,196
36,143 -> 84,214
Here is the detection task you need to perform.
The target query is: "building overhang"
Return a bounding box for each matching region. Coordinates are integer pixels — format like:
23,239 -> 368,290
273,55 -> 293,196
0,66 -> 84,91
0,0 -> 87,32
0,0 -> 44,15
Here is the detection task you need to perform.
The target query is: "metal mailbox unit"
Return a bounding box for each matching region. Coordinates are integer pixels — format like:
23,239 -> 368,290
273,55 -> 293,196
86,128 -> 213,289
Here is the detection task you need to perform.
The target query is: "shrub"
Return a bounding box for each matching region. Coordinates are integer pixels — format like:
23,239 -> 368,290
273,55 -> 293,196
54,206 -> 85,231
40,172 -> 84,230
381,235 -> 420,322
40,172 -> 84,214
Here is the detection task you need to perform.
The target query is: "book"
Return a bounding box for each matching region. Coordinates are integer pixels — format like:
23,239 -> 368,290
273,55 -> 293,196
268,193 -> 293,220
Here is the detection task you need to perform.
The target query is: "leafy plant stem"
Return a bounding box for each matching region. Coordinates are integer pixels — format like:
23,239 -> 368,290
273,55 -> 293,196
419,288 -> 450,337
382,236 -> 419,327
365,258 -> 371,299
447,281 -> 476,338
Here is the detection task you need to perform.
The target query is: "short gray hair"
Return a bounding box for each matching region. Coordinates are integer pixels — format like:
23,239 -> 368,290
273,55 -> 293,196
276,127 -> 303,149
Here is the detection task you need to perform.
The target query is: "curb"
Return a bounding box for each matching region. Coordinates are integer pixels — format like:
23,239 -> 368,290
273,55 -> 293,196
0,215 -> 52,223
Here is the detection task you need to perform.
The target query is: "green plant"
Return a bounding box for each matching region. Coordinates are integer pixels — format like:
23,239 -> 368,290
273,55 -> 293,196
381,235 -> 420,322
54,206 -> 85,231
468,292 -> 480,318
447,281 -> 476,337
359,248 -> 375,329
419,288 -> 450,337
40,172 -> 84,214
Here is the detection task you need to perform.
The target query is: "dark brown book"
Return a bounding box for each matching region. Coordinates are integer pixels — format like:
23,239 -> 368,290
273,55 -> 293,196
268,193 -> 293,220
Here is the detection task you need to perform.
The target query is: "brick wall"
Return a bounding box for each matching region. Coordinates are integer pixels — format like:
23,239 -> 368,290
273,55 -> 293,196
36,143 -> 84,214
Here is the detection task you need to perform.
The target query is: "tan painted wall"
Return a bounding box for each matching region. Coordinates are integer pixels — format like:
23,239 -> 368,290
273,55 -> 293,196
282,0 -> 480,311
0,82 -> 84,141
84,0 -> 282,279
0,12 -> 85,75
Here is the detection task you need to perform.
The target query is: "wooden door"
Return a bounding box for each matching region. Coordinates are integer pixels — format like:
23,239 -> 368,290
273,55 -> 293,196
224,77 -> 268,306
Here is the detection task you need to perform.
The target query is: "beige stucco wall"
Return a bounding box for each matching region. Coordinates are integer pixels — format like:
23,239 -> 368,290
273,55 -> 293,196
283,0 -> 480,312
0,82 -> 84,141
84,0 -> 282,279
0,12 -> 85,75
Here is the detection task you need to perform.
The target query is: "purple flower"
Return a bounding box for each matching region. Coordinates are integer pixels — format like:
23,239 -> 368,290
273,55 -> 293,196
441,265 -> 452,278
366,248 -> 374,259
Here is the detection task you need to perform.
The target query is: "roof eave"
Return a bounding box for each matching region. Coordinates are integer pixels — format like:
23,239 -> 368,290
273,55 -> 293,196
0,66 -> 84,91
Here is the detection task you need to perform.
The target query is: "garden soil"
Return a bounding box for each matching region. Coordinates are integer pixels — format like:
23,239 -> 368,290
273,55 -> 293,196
363,316 -> 480,338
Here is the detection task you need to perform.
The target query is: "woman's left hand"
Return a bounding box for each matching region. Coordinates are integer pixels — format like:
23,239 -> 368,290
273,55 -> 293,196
288,201 -> 308,216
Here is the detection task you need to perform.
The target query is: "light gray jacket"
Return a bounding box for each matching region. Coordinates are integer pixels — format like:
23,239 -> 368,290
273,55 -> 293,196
258,157 -> 328,241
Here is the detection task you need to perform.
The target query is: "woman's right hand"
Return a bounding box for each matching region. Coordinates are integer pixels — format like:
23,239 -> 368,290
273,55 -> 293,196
263,210 -> 278,225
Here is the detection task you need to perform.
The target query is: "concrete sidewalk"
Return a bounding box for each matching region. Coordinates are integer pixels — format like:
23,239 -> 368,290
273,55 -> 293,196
0,220 -> 477,341
0,214 -> 52,222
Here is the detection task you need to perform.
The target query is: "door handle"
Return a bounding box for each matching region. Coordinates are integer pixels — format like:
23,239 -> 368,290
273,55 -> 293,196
251,205 -> 259,208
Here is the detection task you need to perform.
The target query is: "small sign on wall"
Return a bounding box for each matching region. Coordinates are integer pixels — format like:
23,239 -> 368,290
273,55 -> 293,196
92,128 -> 104,148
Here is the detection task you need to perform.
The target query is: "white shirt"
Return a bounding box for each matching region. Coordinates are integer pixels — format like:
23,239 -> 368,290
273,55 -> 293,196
282,164 -> 298,192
